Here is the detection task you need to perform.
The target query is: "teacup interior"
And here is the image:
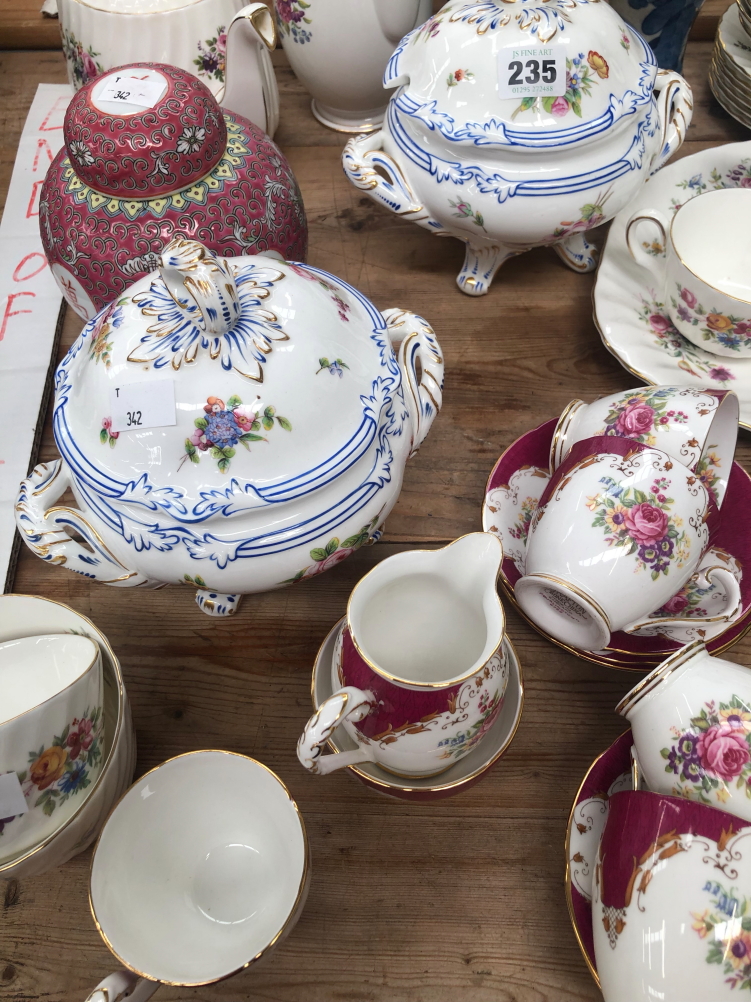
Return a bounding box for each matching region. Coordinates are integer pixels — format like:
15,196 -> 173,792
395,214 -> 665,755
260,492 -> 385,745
0,634 -> 98,723
672,188 -> 751,302
90,751 -> 306,985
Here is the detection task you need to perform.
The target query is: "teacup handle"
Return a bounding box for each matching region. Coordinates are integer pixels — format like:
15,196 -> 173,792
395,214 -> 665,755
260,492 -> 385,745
84,970 -> 158,1002
624,564 -> 743,634
383,308 -> 444,456
625,207 -> 670,272
158,238 -> 241,337
297,687 -> 376,775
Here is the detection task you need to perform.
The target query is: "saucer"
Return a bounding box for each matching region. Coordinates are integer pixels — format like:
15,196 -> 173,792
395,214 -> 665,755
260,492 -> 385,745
565,729 -> 633,987
482,419 -> 751,670
593,138 -> 751,430
311,618 -> 524,801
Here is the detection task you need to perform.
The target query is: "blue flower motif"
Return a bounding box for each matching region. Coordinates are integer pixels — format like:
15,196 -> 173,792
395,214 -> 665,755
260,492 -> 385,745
59,763 -> 88,796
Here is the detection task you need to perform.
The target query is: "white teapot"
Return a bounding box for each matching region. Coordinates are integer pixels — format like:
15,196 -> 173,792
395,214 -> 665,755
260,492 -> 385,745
343,0 -> 693,295
15,239 -> 444,617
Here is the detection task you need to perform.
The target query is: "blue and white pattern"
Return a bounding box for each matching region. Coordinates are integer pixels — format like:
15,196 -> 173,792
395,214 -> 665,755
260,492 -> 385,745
447,0 -> 601,41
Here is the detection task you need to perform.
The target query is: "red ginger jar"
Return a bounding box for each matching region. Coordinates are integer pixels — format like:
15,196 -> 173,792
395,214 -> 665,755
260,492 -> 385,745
40,62 -> 307,320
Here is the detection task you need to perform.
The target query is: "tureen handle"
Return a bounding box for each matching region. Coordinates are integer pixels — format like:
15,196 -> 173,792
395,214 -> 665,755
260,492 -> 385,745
650,69 -> 693,175
342,132 -> 435,229
15,460 -> 154,588
221,2 -> 279,137
383,309 -> 444,457
84,970 -> 158,1002
297,687 -> 377,775
158,238 -> 241,337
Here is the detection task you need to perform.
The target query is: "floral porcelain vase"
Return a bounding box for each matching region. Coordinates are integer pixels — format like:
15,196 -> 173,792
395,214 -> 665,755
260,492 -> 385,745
15,238 -> 445,617
40,59 -> 303,321
342,0 -> 693,295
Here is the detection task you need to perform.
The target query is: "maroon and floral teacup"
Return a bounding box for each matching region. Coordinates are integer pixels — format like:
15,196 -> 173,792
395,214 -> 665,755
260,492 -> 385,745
593,789 -> 751,1002
551,386 -> 738,508
617,641 -> 751,822
297,533 -> 508,779
516,437 -> 741,651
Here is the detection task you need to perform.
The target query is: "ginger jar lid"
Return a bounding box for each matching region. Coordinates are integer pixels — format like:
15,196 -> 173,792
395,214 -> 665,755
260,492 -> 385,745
53,240 -> 405,523
63,62 -> 227,197
386,0 -> 658,150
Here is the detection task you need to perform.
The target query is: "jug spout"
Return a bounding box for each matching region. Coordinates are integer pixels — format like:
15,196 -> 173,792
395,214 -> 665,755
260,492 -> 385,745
375,0 -> 431,45
221,3 -> 280,137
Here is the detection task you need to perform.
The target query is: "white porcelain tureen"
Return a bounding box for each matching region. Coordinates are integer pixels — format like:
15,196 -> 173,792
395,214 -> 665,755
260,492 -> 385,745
15,239 -> 444,616
343,0 -> 693,295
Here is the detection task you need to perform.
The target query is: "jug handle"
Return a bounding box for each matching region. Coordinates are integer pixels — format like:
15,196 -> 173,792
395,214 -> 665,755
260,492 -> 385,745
383,308 -> 444,457
84,971 -> 158,1002
342,132 -> 434,228
15,460 -> 149,588
297,688 -> 376,775
222,2 -> 280,138
650,69 -> 693,175
624,564 -> 743,634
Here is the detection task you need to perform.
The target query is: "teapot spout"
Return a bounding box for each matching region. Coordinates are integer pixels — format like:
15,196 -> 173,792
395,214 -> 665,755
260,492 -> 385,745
221,3 -> 280,137
375,0 -> 432,45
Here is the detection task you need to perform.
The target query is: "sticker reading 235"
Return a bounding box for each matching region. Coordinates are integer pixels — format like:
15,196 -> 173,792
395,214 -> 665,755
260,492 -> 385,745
497,45 -> 566,101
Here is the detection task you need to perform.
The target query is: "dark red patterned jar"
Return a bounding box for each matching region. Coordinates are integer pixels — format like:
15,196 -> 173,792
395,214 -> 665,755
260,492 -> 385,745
40,62 -> 307,319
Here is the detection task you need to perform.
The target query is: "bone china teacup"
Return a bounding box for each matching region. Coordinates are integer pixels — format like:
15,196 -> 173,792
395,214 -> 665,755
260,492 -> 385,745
617,641 -> 751,821
83,751 -> 309,1000
550,385 -> 739,507
297,533 -> 507,778
626,187 -> 751,357
0,634 -> 103,860
515,436 -> 740,651
593,789 -> 751,1002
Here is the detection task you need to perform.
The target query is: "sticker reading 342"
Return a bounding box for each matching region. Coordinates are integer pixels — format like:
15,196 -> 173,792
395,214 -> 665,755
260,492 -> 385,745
498,45 -> 566,101
110,379 -> 176,434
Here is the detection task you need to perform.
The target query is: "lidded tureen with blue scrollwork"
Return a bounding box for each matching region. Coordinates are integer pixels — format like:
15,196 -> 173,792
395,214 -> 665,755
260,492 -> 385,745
343,0 -> 693,295
15,238 -> 444,617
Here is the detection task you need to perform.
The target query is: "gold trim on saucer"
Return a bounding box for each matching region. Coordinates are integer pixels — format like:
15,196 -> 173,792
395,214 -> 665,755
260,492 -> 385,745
615,638 -> 705,717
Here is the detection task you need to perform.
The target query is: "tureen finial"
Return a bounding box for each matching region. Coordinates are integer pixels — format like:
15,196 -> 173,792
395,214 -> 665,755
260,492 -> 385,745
158,238 -> 242,336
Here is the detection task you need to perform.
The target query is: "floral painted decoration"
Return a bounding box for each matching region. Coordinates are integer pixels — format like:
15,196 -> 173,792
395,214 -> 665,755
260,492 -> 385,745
276,0 -> 312,43
285,515 -> 380,583
692,881 -> 751,991
88,299 -> 126,368
316,357 -> 349,377
595,388 -> 689,447
0,707 -> 103,833
447,68 -> 474,88
512,51 -> 607,120
194,27 -> 227,82
620,30 -> 631,51
287,263 -> 351,321
508,496 -> 539,548
694,451 -> 723,506
651,574 -> 713,619
411,13 -> 443,43
636,295 -> 737,387
641,238 -> 665,257
671,159 -> 751,214
662,696 -> 751,804
670,284 -> 751,354
61,30 -> 103,89
100,418 -> 118,448
548,187 -> 612,242
439,687 -> 504,759
449,198 -> 485,230
183,395 -> 292,474
587,475 -> 690,580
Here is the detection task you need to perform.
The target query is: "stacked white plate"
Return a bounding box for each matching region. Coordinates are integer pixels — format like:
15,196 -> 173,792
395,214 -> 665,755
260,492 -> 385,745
710,3 -> 751,128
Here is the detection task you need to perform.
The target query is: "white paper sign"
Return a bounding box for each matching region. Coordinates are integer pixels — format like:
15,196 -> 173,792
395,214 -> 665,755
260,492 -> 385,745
0,772 -> 28,819
110,379 -> 176,433
97,75 -> 165,109
498,45 -> 566,100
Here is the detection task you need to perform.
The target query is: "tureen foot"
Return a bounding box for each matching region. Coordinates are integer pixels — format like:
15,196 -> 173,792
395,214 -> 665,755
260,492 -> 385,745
553,232 -> 599,274
457,243 -> 518,297
195,590 -> 242,617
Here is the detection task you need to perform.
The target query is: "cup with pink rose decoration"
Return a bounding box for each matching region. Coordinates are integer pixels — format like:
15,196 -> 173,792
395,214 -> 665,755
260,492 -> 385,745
514,436 -> 742,652
617,640 -> 751,822
550,385 -> 738,508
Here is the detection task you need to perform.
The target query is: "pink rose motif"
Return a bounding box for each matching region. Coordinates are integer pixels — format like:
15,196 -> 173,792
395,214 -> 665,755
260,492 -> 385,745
741,177 -> 751,189
319,548 -> 354,573
551,96 -> 569,117
232,405 -> 257,432
697,724 -> 751,782
190,428 -> 209,451
82,52 -> 99,83
102,417 -> 111,430
110,430 -> 119,440
624,502 -> 668,543
615,401 -> 655,437
661,593 -> 688,615
649,313 -> 672,333
216,32 -> 227,52
680,287 -> 698,309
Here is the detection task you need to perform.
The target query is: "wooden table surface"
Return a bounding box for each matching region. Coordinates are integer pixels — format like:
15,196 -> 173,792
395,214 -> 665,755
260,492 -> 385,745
2,33 -> 751,1002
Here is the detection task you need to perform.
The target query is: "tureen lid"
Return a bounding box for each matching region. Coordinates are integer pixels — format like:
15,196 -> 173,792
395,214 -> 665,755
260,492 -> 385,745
63,63 -> 227,197
54,240 -> 405,522
386,0 -> 658,150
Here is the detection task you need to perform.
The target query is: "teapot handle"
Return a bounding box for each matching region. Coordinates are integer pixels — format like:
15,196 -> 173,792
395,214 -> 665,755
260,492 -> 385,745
158,238 -> 241,337
222,2 -> 279,137
383,309 -> 444,457
84,970 -> 158,1002
650,69 -> 693,175
342,132 -> 435,229
374,0 -> 430,44
15,460 -> 149,587
297,687 -> 376,775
